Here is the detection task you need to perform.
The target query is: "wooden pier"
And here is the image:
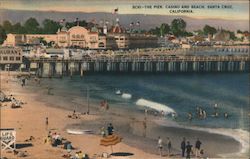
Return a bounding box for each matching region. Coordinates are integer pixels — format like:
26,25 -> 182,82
25,53 -> 250,77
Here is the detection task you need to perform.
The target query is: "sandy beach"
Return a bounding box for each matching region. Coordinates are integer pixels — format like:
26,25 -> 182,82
0,71 -> 246,159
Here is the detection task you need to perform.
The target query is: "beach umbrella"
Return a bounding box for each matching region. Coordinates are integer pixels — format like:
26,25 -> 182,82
100,134 -> 122,153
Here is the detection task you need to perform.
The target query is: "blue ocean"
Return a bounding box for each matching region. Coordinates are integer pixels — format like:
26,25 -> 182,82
41,72 -> 249,131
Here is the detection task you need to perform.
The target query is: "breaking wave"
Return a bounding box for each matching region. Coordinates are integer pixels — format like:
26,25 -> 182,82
136,98 -> 175,114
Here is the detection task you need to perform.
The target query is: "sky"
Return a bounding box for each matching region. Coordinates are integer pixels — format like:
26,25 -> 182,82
0,0 -> 249,20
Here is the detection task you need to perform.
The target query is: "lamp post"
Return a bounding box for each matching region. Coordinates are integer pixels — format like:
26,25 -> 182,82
81,86 -> 105,115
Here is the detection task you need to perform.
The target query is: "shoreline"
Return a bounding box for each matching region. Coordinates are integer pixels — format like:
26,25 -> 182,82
1,71 -> 248,158
1,72 -> 158,159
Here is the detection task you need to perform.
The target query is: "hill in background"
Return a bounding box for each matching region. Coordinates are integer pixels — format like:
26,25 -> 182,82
0,9 -> 249,31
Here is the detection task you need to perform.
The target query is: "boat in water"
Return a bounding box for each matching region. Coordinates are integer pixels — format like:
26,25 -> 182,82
115,90 -> 122,95
121,93 -> 132,99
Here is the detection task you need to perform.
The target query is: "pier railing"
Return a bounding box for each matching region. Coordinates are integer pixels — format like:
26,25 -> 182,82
28,55 -> 250,63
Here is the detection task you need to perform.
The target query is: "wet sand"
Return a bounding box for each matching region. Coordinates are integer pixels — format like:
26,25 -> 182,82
0,71 -> 246,158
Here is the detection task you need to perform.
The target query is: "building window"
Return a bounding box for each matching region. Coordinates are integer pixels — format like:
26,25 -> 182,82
72,35 -> 76,38
16,57 -> 21,61
98,42 -> 105,47
10,57 -> 14,61
76,35 -> 80,38
3,56 -> 8,61
81,35 -> 84,38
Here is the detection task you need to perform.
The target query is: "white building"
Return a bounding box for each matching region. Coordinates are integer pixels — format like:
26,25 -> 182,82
3,25 -> 158,49
0,47 -> 22,70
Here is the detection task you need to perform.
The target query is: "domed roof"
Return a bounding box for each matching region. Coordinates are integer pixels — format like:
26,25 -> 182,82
61,26 -> 68,32
68,26 -> 89,33
110,25 -> 124,34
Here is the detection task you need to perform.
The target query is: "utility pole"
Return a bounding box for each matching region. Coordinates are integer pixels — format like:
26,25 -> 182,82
81,86 -> 104,115
87,86 -> 90,114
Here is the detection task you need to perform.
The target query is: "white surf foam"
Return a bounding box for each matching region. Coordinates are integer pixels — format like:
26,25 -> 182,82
155,119 -> 249,158
136,98 -> 175,114
193,127 -> 249,158
121,93 -> 132,99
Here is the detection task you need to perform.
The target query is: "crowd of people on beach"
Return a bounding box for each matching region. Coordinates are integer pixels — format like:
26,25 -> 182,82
0,92 -> 24,108
44,130 -> 90,159
158,136 -> 203,158
100,123 -> 114,137
2,74 -> 235,159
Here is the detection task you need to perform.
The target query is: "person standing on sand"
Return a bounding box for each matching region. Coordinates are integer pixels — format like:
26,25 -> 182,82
166,137 -> 172,156
143,117 -> 147,138
107,123 -> 114,135
101,127 -> 106,137
195,138 -> 202,157
21,78 -> 25,87
186,141 -> 192,159
105,100 -> 109,110
45,117 -> 49,130
157,136 -> 163,157
181,137 -> 186,157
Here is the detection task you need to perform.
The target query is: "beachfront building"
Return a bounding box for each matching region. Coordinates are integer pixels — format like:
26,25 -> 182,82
108,25 -> 129,49
0,47 -> 22,70
3,34 -> 26,46
213,30 -> 230,42
3,23 -> 158,50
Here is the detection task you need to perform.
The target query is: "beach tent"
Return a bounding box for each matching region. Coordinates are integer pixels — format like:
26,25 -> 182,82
100,134 -> 122,153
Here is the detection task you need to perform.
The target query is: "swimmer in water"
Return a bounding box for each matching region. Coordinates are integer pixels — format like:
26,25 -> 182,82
188,112 -> 193,121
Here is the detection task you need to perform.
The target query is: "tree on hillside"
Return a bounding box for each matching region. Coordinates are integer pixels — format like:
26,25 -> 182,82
221,29 -> 236,40
24,18 -> 41,34
171,18 -> 186,37
149,27 -> 160,36
160,23 -> 170,37
237,30 -> 243,34
203,25 -> 217,36
12,22 -> 26,34
79,20 -> 88,27
183,31 -> 193,37
194,29 -> 204,36
228,31 -> 236,40
42,19 -> 61,34
0,26 -> 7,44
66,20 -> 88,29
2,20 -> 13,33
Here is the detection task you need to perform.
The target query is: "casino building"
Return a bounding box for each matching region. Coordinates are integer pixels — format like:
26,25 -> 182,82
0,47 -> 22,70
3,23 -> 158,49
